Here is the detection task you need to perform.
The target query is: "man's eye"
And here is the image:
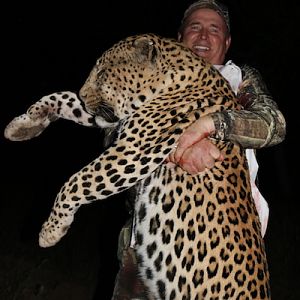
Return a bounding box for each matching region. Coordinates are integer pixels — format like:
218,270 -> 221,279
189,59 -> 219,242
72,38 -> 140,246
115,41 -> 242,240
191,24 -> 201,31
210,26 -> 219,33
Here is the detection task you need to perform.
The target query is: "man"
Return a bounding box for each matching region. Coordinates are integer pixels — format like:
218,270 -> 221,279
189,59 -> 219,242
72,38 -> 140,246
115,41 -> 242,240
168,0 -> 286,236
111,1 -> 286,299
170,0 -> 285,174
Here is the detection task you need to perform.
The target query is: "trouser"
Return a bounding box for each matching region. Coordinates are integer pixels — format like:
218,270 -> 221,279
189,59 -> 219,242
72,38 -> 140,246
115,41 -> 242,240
111,219 -> 149,300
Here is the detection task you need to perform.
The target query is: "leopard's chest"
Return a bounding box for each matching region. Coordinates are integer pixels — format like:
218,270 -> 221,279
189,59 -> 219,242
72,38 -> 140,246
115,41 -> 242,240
131,146 -> 268,299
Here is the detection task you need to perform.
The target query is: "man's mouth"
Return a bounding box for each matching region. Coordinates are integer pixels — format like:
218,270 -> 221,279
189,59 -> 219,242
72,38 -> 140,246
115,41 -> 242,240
193,45 -> 210,52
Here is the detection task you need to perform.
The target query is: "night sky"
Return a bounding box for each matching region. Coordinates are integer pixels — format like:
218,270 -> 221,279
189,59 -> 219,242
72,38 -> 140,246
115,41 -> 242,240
1,1 -> 299,299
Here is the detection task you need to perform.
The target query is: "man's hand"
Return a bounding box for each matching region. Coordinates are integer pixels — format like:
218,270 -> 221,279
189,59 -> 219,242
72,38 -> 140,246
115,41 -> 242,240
167,115 -> 223,174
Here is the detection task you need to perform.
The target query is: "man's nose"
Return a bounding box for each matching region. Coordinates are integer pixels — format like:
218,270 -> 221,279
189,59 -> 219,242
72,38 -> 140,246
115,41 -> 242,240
199,28 -> 208,39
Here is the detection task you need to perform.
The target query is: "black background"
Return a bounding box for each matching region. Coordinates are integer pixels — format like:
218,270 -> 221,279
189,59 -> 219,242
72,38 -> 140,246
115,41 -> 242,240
1,1 -> 299,299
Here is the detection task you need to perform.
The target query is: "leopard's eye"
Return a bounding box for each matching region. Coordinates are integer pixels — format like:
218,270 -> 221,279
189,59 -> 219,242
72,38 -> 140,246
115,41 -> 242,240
97,69 -> 105,77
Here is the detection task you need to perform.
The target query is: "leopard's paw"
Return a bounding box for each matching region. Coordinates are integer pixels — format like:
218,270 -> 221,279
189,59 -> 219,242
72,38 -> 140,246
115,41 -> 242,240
4,113 -> 51,141
38,215 -> 73,248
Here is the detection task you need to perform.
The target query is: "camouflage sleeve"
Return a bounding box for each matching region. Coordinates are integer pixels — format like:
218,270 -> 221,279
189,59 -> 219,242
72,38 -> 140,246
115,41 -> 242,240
211,65 -> 286,148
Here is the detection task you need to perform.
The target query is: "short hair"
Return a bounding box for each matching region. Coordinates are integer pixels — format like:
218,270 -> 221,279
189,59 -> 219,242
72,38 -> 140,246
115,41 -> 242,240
179,0 -> 230,34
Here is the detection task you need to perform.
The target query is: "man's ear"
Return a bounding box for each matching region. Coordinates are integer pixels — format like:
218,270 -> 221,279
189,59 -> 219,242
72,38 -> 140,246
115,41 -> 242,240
225,35 -> 231,53
177,32 -> 182,42
133,37 -> 157,64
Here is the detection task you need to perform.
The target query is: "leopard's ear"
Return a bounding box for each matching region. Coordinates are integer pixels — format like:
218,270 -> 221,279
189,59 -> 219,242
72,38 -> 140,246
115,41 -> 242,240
132,36 -> 157,64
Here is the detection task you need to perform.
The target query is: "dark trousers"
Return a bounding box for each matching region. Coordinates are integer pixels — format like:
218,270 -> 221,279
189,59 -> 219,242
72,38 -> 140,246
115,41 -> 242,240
111,247 -> 149,300
111,218 -> 149,300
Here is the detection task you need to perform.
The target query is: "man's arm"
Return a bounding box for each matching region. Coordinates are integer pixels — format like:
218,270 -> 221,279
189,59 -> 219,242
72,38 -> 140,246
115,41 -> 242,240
211,65 -> 286,148
170,65 -> 286,174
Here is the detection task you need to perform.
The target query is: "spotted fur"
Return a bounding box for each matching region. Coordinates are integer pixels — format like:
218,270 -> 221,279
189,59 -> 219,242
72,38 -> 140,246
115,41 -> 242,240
5,33 -> 270,299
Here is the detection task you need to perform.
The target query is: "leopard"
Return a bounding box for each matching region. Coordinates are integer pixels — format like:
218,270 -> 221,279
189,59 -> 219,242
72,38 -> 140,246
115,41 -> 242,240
4,33 -> 270,299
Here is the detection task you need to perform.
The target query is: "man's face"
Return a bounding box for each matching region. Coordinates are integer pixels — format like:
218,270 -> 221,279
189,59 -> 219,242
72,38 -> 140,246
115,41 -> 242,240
179,8 -> 231,65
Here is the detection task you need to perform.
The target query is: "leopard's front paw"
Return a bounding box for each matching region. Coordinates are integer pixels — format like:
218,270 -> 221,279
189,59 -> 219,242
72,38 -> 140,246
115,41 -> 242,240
4,113 -> 51,141
38,215 -> 73,248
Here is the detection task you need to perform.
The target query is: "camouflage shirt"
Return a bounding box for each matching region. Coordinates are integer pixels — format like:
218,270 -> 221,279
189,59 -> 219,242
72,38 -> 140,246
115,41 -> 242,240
212,65 -> 286,148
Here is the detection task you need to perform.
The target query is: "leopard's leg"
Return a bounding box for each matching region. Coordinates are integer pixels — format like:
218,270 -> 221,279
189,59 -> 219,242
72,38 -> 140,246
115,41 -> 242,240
38,103 -> 193,248
4,91 -> 96,141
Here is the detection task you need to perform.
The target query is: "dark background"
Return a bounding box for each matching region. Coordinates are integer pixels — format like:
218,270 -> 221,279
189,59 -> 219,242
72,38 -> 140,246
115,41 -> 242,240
1,1 -> 298,299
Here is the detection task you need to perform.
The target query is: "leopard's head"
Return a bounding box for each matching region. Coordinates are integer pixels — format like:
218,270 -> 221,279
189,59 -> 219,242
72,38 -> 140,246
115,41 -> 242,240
79,33 -> 207,128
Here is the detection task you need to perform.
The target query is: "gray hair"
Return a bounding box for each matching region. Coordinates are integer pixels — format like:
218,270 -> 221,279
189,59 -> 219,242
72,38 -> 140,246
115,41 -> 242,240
179,0 -> 230,33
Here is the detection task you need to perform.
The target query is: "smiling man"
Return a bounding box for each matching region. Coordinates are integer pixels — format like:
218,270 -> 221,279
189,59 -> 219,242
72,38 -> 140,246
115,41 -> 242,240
179,3 -> 231,64
112,1 -> 286,299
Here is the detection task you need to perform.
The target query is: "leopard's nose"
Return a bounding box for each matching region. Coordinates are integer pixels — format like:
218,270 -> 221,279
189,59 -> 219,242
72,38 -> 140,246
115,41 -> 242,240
79,86 -> 88,101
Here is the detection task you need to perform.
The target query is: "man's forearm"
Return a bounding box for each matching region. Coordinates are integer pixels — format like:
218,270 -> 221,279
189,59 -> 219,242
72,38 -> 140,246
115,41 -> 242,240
211,107 -> 286,148
211,65 -> 286,149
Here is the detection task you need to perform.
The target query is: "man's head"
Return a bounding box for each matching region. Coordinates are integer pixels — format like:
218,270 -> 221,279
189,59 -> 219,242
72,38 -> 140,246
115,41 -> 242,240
178,0 -> 231,65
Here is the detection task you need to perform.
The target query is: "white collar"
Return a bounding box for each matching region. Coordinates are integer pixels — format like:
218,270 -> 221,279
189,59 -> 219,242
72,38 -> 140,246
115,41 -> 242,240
214,60 -> 242,94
